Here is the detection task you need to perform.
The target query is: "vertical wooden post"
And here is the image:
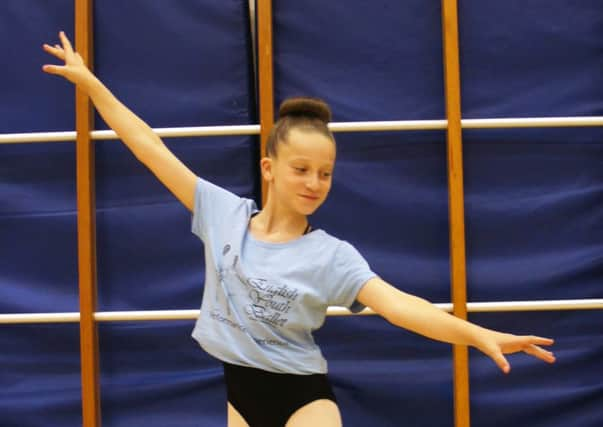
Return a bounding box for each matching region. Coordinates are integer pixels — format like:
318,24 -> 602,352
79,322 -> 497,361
256,0 -> 275,206
441,1 -> 470,426
75,0 -> 101,426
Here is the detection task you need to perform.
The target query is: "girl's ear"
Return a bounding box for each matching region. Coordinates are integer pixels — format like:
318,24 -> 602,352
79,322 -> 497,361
260,157 -> 274,182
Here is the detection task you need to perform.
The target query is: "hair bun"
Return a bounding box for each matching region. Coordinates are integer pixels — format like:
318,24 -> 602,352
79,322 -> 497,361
278,97 -> 332,123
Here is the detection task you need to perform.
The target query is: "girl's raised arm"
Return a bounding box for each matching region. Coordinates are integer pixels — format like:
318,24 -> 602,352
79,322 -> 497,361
357,277 -> 556,374
43,31 -> 197,211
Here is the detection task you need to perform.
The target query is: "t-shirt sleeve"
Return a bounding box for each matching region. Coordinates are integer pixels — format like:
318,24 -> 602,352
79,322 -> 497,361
328,241 -> 378,313
191,177 -> 245,242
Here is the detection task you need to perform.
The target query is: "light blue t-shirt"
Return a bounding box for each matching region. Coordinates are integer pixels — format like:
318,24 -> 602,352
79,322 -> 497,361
191,177 -> 377,374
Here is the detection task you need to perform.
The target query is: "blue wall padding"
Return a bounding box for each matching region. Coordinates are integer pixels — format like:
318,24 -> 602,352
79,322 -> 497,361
469,311 -> 603,427
1,0 -> 601,426
273,0 -> 446,121
464,136 -> 603,302
459,0 -> 603,118
0,142 -> 79,313
0,3 -> 80,426
93,0 -> 256,128
0,325 -> 82,427
0,0 -> 75,133
0,0 -> 79,315
98,322 -> 227,427
318,315 -> 454,427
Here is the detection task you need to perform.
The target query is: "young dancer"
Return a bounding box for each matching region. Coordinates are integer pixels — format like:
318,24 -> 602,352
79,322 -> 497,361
43,32 -> 555,427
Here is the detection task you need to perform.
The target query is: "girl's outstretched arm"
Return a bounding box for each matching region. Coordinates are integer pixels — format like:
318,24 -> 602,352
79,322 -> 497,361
43,31 -> 197,211
356,277 -> 556,374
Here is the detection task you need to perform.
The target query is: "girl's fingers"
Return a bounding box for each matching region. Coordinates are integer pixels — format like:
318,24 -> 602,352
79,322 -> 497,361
59,31 -> 74,54
524,344 -> 556,363
43,44 -> 65,60
487,347 -> 511,374
42,64 -> 65,75
495,353 -> 511,374
529,336 -> 554,346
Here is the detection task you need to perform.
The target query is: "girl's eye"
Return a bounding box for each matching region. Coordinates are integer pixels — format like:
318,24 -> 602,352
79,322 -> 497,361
294,167 -> 307,172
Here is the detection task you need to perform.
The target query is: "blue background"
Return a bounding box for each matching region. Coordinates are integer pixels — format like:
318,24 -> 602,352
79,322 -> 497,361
0,0 -> 601,426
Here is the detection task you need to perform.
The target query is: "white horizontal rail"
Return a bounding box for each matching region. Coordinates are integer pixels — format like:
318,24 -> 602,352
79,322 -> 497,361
0,131 -> 77,144
1,299 -> 601,324
92,116 -> 603,132
92,125 -> 261,140
329,120 -> 446,132
0,125 -> 261,144
2,116 -> 602,144
331,116 -> 603,132
461,116 -> 603,129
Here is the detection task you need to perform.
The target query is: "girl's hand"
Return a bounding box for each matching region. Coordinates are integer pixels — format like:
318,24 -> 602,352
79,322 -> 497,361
42,31 -> 93,87
477,331 -> 556,374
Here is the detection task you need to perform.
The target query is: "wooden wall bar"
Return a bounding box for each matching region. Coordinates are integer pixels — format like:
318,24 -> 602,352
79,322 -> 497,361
441,0 -> 471,426
75,0 -> 102,426
256,0 -> 275,205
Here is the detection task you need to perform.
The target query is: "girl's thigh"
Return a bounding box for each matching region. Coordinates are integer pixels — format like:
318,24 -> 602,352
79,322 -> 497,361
227,402 -> 250,427
286,399 -> 342,427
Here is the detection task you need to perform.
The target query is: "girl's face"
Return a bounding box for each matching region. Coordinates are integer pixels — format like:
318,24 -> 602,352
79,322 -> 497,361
263,128 -> 336,216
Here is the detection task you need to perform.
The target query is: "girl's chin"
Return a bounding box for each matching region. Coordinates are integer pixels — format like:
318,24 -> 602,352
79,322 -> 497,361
290,196 -> 325,216
297,205 -> 321,216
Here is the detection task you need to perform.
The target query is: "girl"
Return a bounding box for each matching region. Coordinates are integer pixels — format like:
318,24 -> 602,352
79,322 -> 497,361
43,32 -> 555,427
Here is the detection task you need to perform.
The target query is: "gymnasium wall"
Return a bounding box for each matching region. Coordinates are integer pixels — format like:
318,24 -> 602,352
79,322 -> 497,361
1,1 -> 601,426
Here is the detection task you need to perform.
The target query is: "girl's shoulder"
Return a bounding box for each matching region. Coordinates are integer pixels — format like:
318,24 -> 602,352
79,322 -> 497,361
303,229 -> 359,258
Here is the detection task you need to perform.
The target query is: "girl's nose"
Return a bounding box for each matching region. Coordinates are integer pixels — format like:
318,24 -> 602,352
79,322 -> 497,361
305,175 -> 320,191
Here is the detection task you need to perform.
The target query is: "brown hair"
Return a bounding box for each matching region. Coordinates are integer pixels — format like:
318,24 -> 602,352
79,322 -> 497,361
265,97 -> 335,157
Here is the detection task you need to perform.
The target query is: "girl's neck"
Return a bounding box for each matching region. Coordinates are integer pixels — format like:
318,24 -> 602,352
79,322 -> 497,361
249,194 -> 309,243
